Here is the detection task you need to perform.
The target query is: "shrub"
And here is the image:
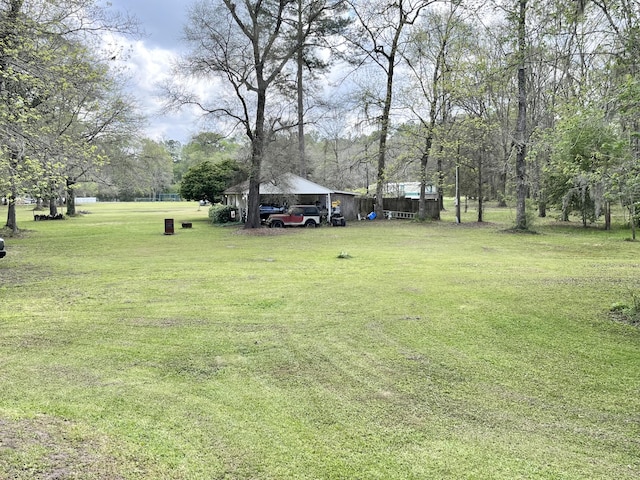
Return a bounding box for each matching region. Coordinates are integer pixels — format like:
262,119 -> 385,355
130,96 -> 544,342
208,204 -> 239,224
610,290 -> 640,325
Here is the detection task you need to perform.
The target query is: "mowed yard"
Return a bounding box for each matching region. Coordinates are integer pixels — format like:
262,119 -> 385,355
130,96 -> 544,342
0,202 -> 638,479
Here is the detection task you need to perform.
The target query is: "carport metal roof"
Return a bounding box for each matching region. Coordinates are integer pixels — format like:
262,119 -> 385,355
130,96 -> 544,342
224,173 -> 334,196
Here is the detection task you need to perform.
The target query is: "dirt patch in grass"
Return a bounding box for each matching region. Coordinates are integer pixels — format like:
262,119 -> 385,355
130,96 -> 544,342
0,227 -> 33,239
0,415 -> 142,479
0,264 -> 55,287
451,221 -> 499,228
609,310 -> 640,328
233,226 -> 290,236
500,226 -> 540,234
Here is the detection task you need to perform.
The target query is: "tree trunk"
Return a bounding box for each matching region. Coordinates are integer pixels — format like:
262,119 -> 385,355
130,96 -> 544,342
5,154 -> 19,233
418,134 -> 433,221
374,83 -> 392,219
497,163 -> 508,207
538,196 -> 546,218
5,198 -> 17,233
437,146 -> 445,211
374,8 -> 405,220
245,87 -> 267,229
631,201 -> 637,240
296,0 -> 306,179
455,165 -> 461,223
515,0 -> 528,230
66,179 -> 76,216
49,197 -> 58,217
419,27 -> 447,221
477,154 -> 483,222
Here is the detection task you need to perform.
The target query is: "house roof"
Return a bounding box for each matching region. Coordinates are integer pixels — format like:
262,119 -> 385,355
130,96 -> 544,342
224,173 -> 345,196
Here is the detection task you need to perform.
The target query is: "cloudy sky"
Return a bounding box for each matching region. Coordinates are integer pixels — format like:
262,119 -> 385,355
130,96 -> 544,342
103,1 -> 359,145
107,0 -> 204,144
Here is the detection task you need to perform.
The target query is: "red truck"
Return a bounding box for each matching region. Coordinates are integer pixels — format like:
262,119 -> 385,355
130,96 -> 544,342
265,205 -> 322,228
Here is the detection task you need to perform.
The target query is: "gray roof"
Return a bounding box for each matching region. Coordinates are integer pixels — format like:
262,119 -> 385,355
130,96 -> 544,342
225,173 -> 350,196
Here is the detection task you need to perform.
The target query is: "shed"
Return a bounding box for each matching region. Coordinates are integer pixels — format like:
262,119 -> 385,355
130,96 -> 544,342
223,173 -> 358,220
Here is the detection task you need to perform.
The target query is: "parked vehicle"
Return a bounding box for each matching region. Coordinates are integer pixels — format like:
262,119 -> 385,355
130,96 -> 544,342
0,237 -> 6,258
330,212 -> 346,226
259,205 -> 285,221
265,205 -> 321,228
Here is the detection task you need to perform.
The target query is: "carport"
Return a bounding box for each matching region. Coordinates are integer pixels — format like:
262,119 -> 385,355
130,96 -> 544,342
224,173 -> 339,218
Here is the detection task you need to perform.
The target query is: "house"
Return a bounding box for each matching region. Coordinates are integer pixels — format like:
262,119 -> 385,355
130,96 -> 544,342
223,173 -> 359,220
384,182 -> 438,200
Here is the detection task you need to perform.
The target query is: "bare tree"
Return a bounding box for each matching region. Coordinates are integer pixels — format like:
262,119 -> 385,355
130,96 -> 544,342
166,0 -> 345,228
345,0 -> 435,219
403,4 -> 473,220
294,0 -> 348,179
513,0 -> 528,229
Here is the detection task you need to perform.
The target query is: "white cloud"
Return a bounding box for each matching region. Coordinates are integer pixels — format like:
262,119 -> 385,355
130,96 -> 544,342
108,36 -> 207,143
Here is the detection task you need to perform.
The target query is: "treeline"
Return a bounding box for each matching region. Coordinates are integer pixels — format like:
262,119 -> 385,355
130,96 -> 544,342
3,1 -> 639,234
164,0 -> 640,229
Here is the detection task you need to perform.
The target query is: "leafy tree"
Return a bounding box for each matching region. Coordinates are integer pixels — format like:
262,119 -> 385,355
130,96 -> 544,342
610,158 -> 640,239
101,139 -> 173,201
315,107 -> 363,189
545,106 -> 626,226
447,116 -> 497,222
138,139 -> 174,201
0,0 -> 138,231
180,158 -> 244,203
513,0 -> 528,230
1,0 -> 58,231
175,132 -> 241,183
58,55 -> 142,214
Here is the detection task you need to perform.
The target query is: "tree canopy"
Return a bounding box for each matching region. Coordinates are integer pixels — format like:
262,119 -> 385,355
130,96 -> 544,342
0,0 -> 140,231
179,158 -> 244,203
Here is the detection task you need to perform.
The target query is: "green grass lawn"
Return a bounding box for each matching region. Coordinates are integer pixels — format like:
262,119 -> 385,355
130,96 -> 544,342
1,201 -> 639,479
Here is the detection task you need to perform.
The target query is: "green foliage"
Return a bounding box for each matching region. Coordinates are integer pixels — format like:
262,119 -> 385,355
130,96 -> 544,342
208,203 -> 239,224
0,1 -> 138,229
544,106 -> 628,225
610,290 -> 640,325
179,158 -> 244,202
104,139 -> 174,201
173,132 -> 242,183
